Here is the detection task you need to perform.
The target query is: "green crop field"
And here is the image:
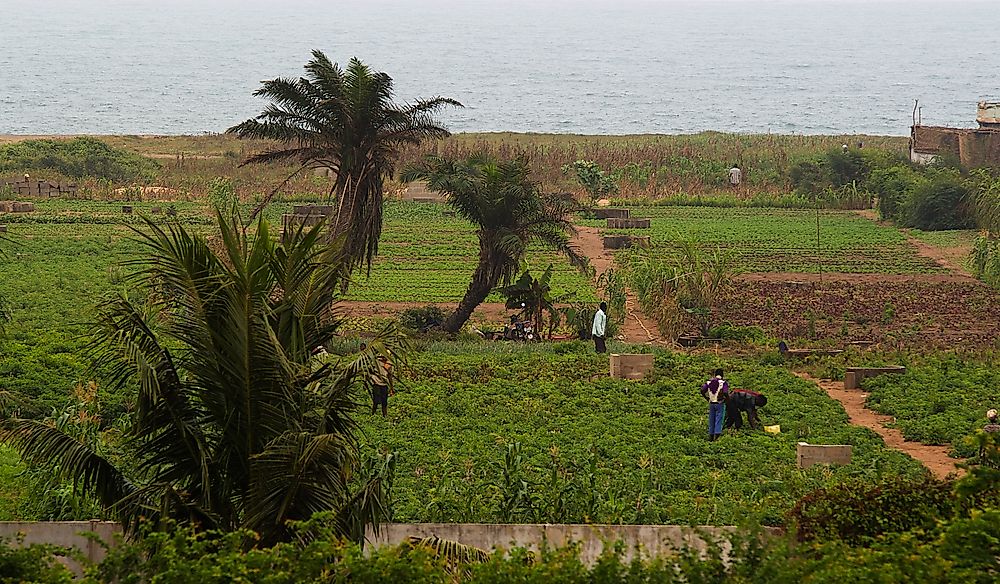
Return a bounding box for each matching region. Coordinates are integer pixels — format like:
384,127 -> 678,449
864,358 -> 1000,457
590,206 -> 943,274
0,198 -> 596,415
358,344 -> 925,526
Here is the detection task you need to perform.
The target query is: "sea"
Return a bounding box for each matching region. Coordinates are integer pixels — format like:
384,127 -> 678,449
2,0 -> 999,136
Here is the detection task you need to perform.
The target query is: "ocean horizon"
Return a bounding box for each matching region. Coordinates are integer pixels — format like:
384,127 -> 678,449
2,0 -> 998,136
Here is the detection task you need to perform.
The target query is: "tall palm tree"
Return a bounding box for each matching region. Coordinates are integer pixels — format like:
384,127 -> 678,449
227,50 -> 461,277
403,155 -> 589,333
0,211 -> 406,546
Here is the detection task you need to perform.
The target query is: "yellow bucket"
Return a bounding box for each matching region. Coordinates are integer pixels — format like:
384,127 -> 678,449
764,425 -> 781,434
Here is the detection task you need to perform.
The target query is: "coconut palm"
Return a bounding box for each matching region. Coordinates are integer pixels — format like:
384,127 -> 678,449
0,211 -> 406,546
403,155 -> 589,333
227,50 -> 461,277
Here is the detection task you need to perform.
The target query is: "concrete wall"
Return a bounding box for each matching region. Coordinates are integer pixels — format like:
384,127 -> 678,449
0,521 -> 121,573
1,521 -> 779,568
365,523 -> 781,564
910,125 -> 1000,167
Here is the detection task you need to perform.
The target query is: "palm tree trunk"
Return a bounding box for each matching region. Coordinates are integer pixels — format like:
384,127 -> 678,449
444,262 -> 497,333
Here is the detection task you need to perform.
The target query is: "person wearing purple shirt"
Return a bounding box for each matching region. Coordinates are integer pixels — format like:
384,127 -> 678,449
700,368 -> 730,442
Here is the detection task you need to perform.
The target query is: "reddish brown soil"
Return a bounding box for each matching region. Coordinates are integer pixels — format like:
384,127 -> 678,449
717,278 -> 1000,350
905,234 -> 975,278
794,372 -> 963,479
571,225 -> 664,344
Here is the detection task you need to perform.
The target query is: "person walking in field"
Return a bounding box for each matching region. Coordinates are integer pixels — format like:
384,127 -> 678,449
370,352 -> 394,418
700,368 -> 729,441
728,165 -> 742,189
724,388 -> 767,430
359,342 -> 395,418
592,301 -> 608,353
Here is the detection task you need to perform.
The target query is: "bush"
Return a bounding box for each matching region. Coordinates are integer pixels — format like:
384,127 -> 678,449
0,137 -> 159,183
900,172 -> 975,230
400,305 -> 447,332
786,477 -> 954,544
868,165 -> 924,221
0,537 -> 73,583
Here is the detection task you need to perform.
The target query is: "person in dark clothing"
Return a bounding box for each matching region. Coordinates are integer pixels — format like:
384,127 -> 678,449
725,389 -> 767,430
700,368 -> 729,441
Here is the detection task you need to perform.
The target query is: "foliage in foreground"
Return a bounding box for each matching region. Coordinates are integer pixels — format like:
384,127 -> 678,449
4,506 -> 1000,583
0,211 -> 401,545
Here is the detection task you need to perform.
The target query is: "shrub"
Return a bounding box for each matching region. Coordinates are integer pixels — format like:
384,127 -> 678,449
0,137 -> 159,183
400,305 -> 447,332
0,536 -> 73,583
900,171 -> 975,230
786,477 -> 954,544
868,165 -> 924,221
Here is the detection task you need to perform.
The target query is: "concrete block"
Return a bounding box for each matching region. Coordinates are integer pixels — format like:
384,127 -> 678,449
121,205 -> 132,214
606,218 -> 651,229
402,181 -> 447,203
610,353 -> 654,380
844,366 -> 906,390
592,208 -> 630,219
151,206 -> 162,214
11,202 -> 34,213
0,202 -> 11,213
0,225 -> 6,233
292,204 -> 336,216
797,442 -> 852,468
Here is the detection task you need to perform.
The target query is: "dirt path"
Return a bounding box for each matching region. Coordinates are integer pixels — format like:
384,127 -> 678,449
793,372 -> 962,479
571,225 -> 663,344
904,233 -> 975,279
851,209 -> 977,281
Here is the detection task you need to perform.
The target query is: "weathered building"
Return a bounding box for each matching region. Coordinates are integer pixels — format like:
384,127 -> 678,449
910,101 -> 1000,167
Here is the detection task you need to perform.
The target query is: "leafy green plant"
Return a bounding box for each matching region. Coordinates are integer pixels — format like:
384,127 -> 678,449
1,212 -> 404,545
501,265 -> 567,339
561,160 -> 617,202
399,305 -> 447,333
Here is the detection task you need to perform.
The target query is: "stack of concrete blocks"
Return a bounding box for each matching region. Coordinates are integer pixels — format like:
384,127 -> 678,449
797,443 -> 852,468
592,208 -> 630,219
402,181 -> 447,203
282,205 -> 335,238
5,180 -> 77,197
844,366 -> 906,390
606,218 -> 651,229
610,353 -> 654,380
0,201 -> 35,213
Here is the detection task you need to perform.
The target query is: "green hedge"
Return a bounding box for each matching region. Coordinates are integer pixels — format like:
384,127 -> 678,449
0,137 -> 159,183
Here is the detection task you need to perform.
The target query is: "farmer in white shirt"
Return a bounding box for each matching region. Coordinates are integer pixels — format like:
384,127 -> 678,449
592,302 -> 608,353
728,165 -> 742,189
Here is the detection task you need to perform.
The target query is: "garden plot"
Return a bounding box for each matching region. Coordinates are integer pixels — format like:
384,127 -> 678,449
589,207 -> 944,275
